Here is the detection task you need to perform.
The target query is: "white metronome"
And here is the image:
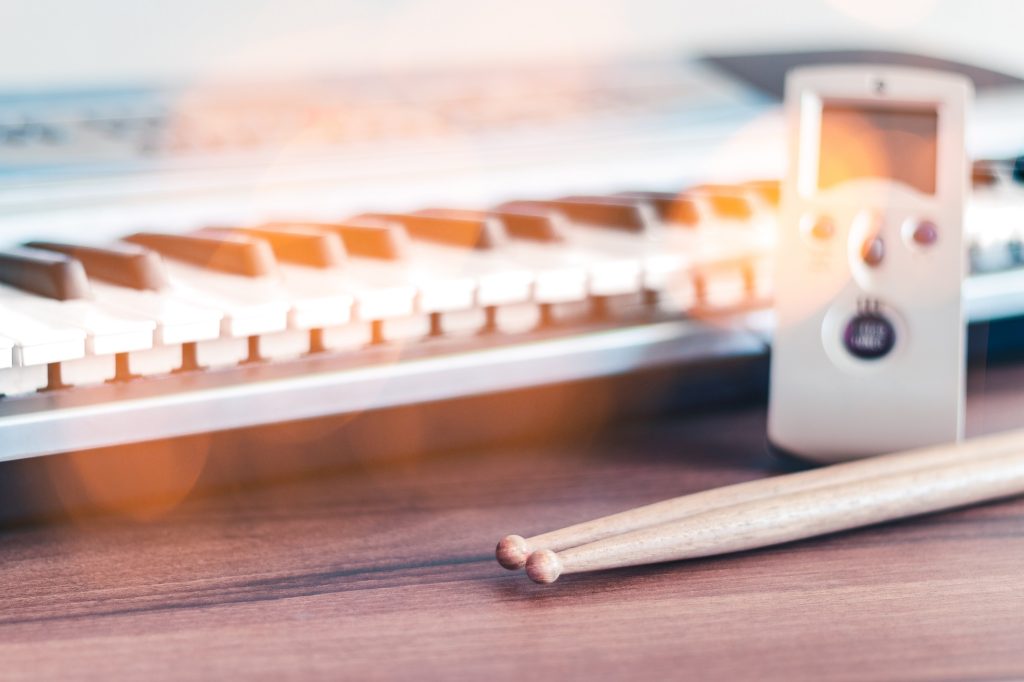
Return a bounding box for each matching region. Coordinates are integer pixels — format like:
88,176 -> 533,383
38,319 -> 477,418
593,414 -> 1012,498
768,66 -> 973,463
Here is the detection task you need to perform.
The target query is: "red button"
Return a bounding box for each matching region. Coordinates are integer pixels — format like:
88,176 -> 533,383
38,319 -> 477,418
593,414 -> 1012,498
810,216 -> 835,240
861,236 -> 885,267
912,220 -> 938,246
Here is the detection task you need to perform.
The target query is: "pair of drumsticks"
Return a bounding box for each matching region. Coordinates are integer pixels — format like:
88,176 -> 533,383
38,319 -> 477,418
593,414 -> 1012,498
497,428 -> 1024,583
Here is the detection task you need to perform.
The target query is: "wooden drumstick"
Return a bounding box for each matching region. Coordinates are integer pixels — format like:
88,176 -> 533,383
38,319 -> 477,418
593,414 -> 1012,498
523,433 -> 1024,583
496,428 -> 1024,570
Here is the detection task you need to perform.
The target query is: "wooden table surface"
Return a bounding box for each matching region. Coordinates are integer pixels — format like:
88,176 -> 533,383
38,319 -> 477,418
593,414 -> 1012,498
2,361 -> 1024,681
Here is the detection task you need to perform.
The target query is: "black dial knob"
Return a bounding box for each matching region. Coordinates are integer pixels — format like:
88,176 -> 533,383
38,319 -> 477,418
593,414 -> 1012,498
843,311 -> 896,360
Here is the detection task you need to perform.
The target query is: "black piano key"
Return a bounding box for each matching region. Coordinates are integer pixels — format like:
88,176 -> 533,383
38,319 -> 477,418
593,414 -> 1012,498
616,191 -> 700,226
553,196 -> 648,232
743,180 -> 781,206
0,246 -> 91,301
281,218 -> 407,261
492,208 -> 566,242
359,212 -> 505,250
123,232 -> 277,277
418,208 -> 565,243
204,226 -> 347,269
689,185 -> 753,219
25,241 -> 168,291
498,198 -> 645,231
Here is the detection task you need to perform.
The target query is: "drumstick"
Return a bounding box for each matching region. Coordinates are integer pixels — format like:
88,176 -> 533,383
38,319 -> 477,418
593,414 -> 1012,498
496,428 -> 1024,570
523,432 -> 1024,584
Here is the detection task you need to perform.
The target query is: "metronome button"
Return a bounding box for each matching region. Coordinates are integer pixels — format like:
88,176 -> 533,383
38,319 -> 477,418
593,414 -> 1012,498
912,220 -> 939,247
811,217 -> 834,240
801,213 -> 834,242
843,311 -> 896,360
861,236 -> 885,267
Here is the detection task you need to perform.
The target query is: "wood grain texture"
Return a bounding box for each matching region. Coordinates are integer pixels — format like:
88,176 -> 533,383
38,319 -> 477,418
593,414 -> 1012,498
1,362 -> 1024,681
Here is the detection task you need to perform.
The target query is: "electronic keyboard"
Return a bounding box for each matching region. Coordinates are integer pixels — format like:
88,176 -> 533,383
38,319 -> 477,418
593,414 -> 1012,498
2,57 -> 1023,463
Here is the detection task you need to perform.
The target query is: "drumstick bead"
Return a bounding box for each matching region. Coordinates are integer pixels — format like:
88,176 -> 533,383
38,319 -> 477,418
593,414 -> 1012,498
496,535 -> 530,571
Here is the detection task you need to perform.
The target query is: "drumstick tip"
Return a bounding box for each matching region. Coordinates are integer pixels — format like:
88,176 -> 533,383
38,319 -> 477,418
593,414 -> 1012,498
496,534 -> 530,570
525,549 -> 563,584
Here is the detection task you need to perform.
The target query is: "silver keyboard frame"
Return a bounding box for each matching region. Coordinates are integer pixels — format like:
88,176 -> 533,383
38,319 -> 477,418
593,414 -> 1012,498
0,315 -> 768,462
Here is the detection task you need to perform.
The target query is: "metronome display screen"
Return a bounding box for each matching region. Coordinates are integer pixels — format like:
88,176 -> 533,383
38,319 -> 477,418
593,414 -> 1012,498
817,102 -> 938,194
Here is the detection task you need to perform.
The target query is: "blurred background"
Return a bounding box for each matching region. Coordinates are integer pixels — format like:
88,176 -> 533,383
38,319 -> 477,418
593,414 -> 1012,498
1,0 -> 1022,88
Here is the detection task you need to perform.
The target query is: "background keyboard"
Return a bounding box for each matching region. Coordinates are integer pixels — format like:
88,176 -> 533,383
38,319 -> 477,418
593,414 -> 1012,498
2,56 -> 1024,463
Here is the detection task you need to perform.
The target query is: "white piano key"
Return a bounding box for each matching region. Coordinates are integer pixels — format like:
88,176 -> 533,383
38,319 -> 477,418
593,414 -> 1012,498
0,284 -> 154,356
259,329 -> 311,360
410,273 -> 477,313
405,242 -> 534,307
288,291 -> 353,330
320,321 -> 373,351
90,281 -> 222,345
381,314 -> 432,342
354,285 -> 419,320
580,259 -> 642,296
60,354 -> 116,386
0,365 -> 48,395
316,233 -> 477,315
502,240 -> 636,299
441,308 -> 488,336
750,257 -> 773,301
370,213 -> 523,309
561,225 -> 687,292
544,300 -> 593,325
157,260 -> 290,337
276,265 -> 355,329
657,275 -> 697,314
0,305 -> 86,391
340,259 -> 419,320
183,234 -> 399,330
498,202 -> 654,296
129,344 -> 185,376
494,302 -> 542,334
0,302 -> 87,366
532,264 -> 589,303
658,217 -> 771,310
696,266 -> 749,308
560,249 -> 643,296
410,209 -> 589,304
255,221 -> 431,319
196,337 -> 250,368
601,292 -> 649,320
500,240 -> 590,302
663,219 -> 774,265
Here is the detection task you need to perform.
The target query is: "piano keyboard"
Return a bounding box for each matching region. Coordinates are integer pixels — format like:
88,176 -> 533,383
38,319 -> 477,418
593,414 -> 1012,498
1,160 -> 1024,462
